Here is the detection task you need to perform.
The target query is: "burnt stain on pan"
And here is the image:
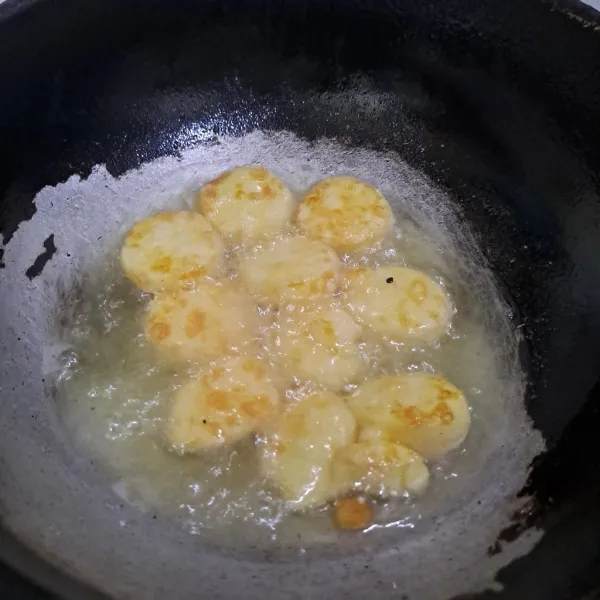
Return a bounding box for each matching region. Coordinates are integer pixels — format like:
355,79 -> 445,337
484,381 -> 600,597
25,234 -> 57,280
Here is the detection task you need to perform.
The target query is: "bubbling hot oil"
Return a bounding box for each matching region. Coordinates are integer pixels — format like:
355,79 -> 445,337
55,185 -> 515,549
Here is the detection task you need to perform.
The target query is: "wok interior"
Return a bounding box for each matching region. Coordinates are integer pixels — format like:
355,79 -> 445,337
1,1 -> 600,599
48,131 -> 536,552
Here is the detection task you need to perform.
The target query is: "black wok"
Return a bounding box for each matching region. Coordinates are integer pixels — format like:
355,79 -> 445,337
0,0 -> 600,598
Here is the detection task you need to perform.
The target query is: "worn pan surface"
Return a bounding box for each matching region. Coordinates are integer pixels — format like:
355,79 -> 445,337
1,0 -> 600,598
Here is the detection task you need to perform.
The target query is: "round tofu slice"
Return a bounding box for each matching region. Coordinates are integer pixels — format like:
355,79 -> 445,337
120,211 -> 224,293
344,266 -> 452,343
196,166 -> 294,243
331,441 -> 430,498
166,356 -> 280,452
295,177 -> 393,252
145,281 -> 259,363
259,391 -> 356,509
347,373 -> 471,459
239,236 -> 341,305
273,305 -> 366,390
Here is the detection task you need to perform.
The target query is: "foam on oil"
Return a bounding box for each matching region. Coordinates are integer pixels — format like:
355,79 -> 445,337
50,132 -> 523,546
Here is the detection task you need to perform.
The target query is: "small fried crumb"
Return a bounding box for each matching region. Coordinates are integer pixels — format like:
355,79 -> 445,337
333,496 -> 373,531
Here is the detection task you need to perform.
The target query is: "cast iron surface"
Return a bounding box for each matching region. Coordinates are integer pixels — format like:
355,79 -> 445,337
0,0 -> 599,598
